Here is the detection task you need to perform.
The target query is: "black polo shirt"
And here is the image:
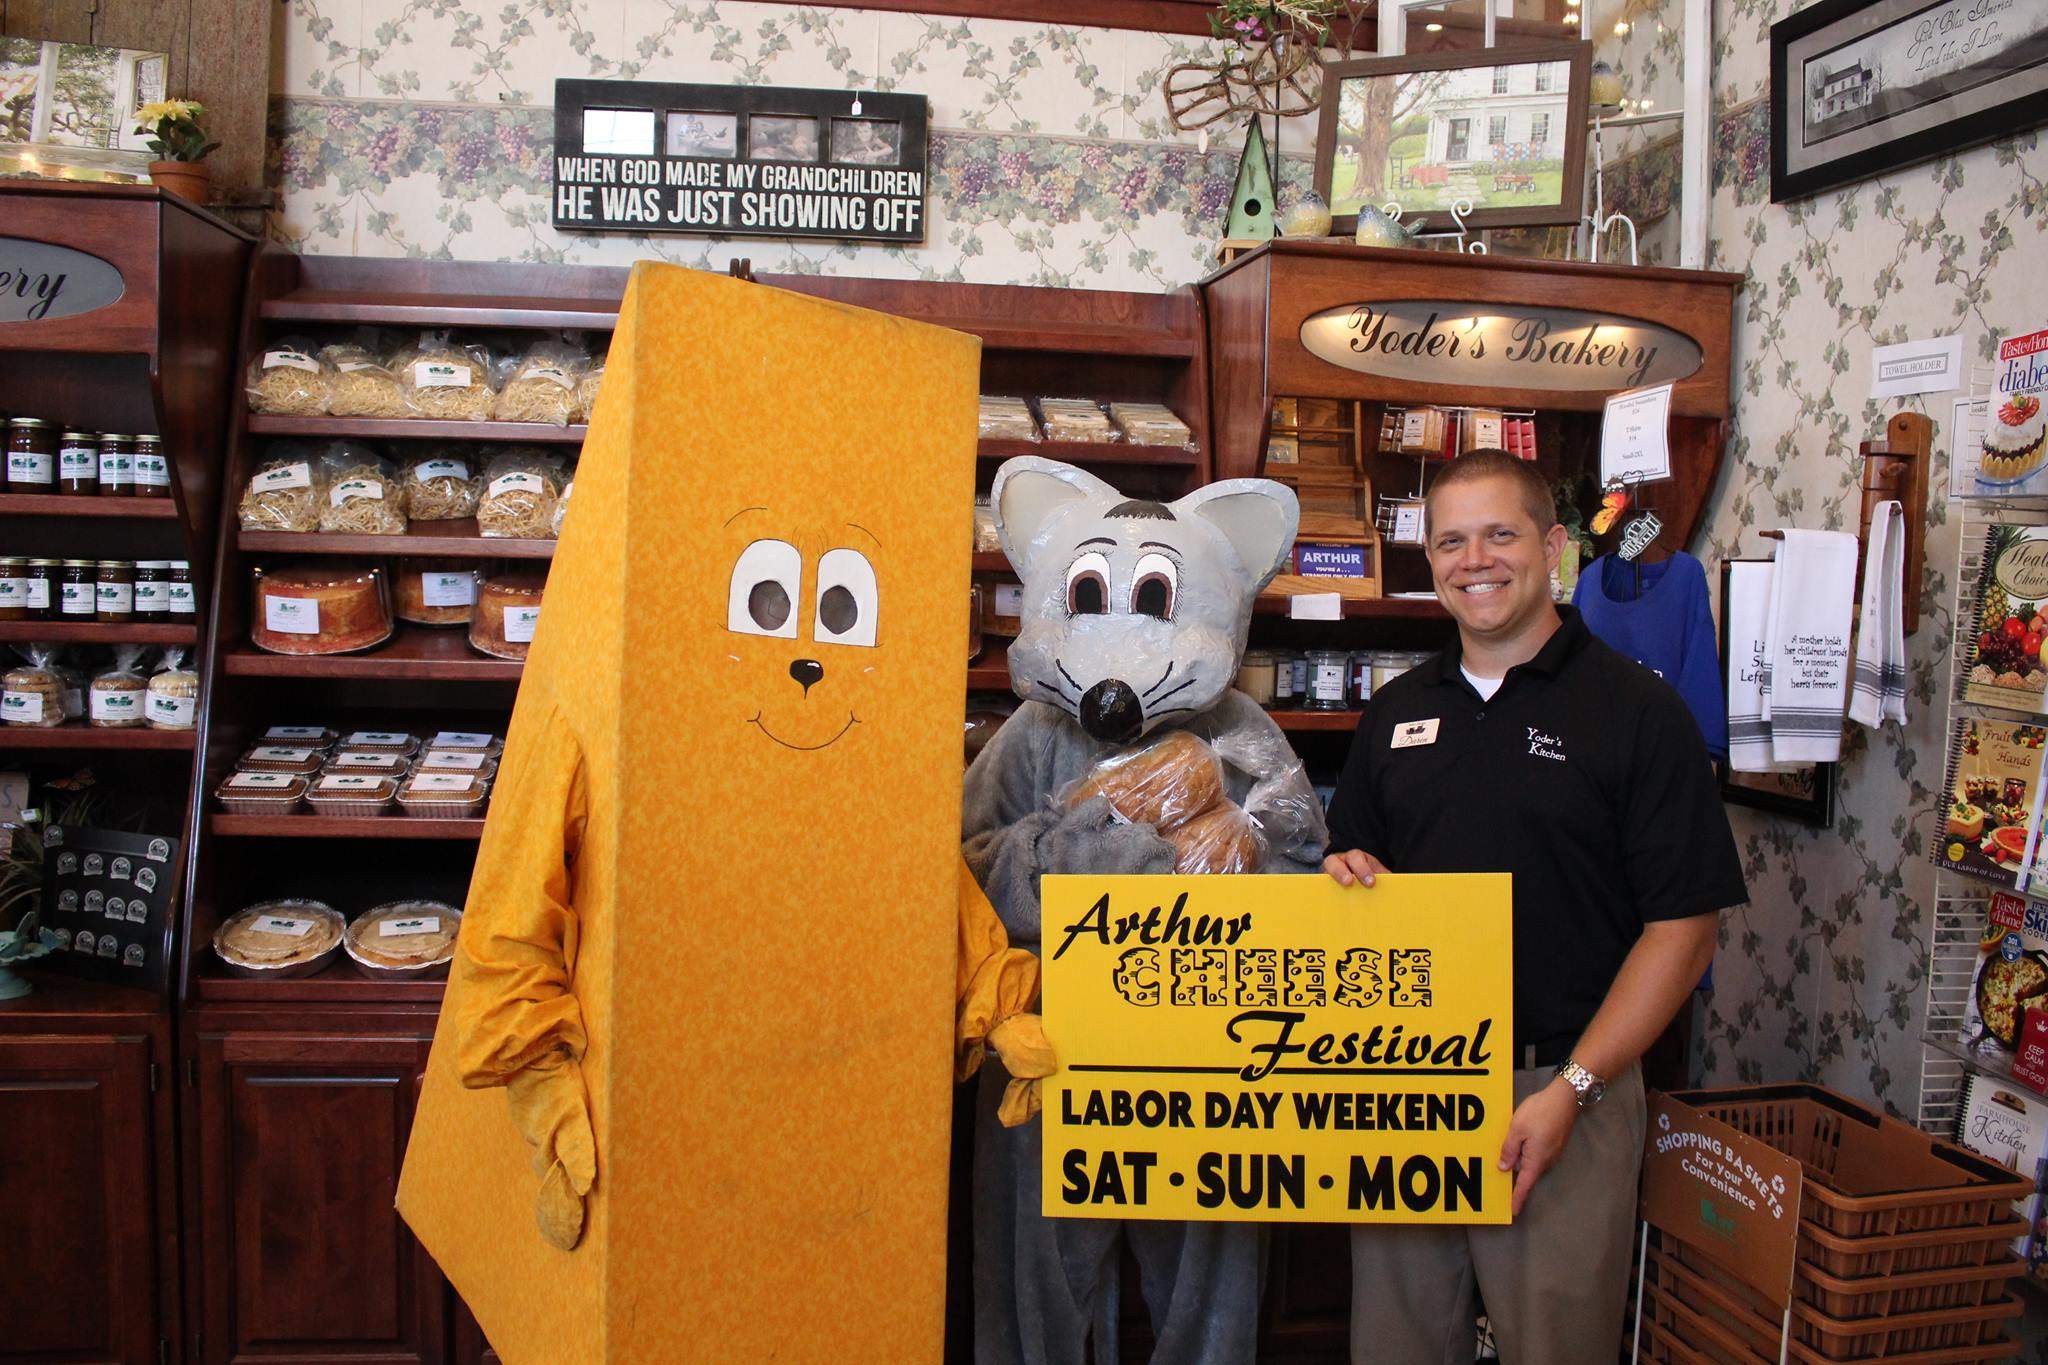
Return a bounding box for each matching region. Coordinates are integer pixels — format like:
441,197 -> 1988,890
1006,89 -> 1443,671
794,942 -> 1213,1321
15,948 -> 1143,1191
1327,607 -> 1747,1063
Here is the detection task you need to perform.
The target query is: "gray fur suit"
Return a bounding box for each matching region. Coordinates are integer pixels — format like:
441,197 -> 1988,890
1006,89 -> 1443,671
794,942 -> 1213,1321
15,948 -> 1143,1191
965,458 -> 1328,1365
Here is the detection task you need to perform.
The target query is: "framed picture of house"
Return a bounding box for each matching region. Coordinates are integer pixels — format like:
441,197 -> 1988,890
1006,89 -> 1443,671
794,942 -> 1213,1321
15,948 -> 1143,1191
1315,41 -> 1591,234
1770,0 -> 2048,203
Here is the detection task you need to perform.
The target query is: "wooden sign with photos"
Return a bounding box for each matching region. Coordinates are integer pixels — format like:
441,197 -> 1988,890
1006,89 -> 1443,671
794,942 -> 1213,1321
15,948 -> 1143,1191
552,79 -> 928,243
36,823 -> 180,993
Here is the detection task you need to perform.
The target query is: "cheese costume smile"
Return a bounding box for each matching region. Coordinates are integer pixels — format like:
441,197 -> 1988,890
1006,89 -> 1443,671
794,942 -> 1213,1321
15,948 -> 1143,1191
398,264 -> 1049,1363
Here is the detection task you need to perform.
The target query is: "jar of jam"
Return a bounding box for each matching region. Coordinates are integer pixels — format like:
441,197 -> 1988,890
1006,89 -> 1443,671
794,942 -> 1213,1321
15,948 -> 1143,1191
95,560 -> 134,621
6,418 -> 57,493
1271,650 -> 1300,707
25,559 -> 58,621
133,561 -> 170,622
132,436 -> 170,498
1351,650 -> 1373,705
58,431 -> 98,495
0,558 -> 27,621
97,435 -> 134,495
59,560 -> 96,618
166,561 -> 195,618
1305,649 -> 1350,711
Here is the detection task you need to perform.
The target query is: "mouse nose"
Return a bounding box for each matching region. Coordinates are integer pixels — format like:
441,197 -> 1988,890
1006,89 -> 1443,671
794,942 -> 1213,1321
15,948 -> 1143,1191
1079,678 -> 1143,745
790,658 -> 824,694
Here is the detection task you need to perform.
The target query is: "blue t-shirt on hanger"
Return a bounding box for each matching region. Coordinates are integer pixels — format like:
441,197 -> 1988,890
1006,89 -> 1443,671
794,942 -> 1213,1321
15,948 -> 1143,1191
1572,550 -> 1727,758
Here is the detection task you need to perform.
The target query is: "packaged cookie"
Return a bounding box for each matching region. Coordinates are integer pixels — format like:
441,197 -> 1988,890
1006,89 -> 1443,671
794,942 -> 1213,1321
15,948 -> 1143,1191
245,336 -> 331,416
238,443 -> 323,532
1,643 -> 64,728
320,332 -> 410,419
1037,397 -> 1118,443
397,332 -> 496,421
493,337 -> 587,426
1109,402 -> 1195,451
146,647 -> 199,730
402,447 -> 480,521
979,395 -> 1040,442
477,448 -> 564,539
318,443 -> 406,536
88,644 -> 151,729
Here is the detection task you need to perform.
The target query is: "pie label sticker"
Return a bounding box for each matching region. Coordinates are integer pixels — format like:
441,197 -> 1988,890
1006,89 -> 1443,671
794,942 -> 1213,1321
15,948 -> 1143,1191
1391,718 -> 1441,749
431,732 -> 494,749
409,773 -> 475,794
255,916 -> 314,937
380,916 -> 441,938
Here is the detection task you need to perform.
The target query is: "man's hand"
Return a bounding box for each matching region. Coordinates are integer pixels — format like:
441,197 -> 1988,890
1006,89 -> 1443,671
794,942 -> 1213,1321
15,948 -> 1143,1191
1497,1078 -> 1579,1217
1323,848 -> 1391,888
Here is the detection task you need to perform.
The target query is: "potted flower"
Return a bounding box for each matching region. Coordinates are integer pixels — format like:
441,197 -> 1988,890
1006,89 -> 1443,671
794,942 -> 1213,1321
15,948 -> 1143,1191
133,99 -> 220,204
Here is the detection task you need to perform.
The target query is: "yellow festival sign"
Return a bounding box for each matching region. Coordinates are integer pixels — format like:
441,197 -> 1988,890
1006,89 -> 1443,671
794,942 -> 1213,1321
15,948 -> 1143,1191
1040,873 -> 1513,1224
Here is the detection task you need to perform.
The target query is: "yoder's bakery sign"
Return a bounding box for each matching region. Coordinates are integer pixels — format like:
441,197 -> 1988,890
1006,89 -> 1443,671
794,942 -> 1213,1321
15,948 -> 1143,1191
1300,301 -> 1704,392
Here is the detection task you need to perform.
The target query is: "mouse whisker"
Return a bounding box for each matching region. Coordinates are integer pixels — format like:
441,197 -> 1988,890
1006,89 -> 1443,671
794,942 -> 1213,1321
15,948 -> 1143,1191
1141,661 -> 1174,698
1149,674 -> 1197,706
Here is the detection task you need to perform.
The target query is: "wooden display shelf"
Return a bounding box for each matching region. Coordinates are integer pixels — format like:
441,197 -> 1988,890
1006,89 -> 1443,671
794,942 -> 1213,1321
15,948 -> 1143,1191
971,551 -> 1013,572
0,620 -> 199,645
221,627 -> 521,681
0,494 -> 180,519
1267,709 -> 1363,732
239,521 -> 556,559
262,288 -> 618,332
209,814 -> 484,839
0,726 -> 195,750
247,415 -> 586,445
1252,593 -> 1450,620
192,964 -> 446,1004
980,438 -> 1198,467
968,645 -> 1011,690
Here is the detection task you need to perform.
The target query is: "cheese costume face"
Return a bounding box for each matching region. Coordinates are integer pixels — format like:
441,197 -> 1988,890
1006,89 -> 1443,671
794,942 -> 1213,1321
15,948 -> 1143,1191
398,263 -> 1042,1363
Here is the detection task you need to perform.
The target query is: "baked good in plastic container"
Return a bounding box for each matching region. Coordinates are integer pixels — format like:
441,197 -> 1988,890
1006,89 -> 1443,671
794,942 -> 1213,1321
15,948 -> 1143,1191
236,744 -> 326,775
145,647 -> 200,730
250,562 -> 393,655
318,443 -> 406,535
1108,402 -> 1196,451
245,337 -> 332,416
471,568 -> 546,659
87,643 -> 152,729
345,900 -> 462,978
492,337 -> 587,426
320,335 -> 410,419
322,750 -> 411,779
1062,729 -> 1224,832
2,644 -> 64,728
979,395 -> 1040,442
394,557 -> 478,627
426,729 -> 502,757
213,899 -> 343,978
238,444 -> 323,532
1168,801 -> 1267,874
396,333 -> 496,420
306,772 -> 399,817
476,448 -> 564,539
417,748 -> 499,781
402,449 -> 481,521
260,724 -> 336,750
1037,397 -> 1118,443
338,729 -> 417,756
397,770 -> 490,818
214,771 -> 308,815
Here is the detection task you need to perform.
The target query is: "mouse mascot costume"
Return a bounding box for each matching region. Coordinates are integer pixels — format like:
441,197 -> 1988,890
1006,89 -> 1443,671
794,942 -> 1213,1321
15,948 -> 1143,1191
398,263 -> 1052,1363
964,457 -> 1329,1363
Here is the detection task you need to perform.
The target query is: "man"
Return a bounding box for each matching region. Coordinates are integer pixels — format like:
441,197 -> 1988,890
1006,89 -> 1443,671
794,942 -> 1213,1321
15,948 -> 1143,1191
1324,450 -> 1745,1365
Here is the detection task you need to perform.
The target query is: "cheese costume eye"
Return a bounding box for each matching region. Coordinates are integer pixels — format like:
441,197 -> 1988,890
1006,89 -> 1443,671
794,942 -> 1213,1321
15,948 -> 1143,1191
815,547 -> 878,647
1067,551 -> 1110,615
729,539 -> 802,638
1131,552 -> 1178,620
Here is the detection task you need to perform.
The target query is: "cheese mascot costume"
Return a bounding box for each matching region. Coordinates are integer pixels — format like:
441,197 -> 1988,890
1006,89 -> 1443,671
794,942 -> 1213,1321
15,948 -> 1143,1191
398,263 -> 1052,1363
964,457 -> 1328,1363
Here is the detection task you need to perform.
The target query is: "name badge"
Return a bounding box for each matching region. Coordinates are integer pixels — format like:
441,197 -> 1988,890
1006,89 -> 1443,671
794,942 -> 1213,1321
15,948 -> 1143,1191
1391,718 -> 1440,748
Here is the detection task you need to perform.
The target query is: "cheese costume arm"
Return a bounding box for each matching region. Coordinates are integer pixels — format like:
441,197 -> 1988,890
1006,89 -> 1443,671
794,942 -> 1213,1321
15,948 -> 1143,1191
954,858 -> 1054,1127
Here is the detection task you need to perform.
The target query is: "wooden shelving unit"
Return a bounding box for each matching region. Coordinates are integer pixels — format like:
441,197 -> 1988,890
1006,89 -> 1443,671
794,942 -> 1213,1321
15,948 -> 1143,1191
220,629 -> 522,681
239,522 -> 556,559
0,726 -> 198,751
0,494 -> 182,519
209,815 -> 484,839
0,621 -> 199,646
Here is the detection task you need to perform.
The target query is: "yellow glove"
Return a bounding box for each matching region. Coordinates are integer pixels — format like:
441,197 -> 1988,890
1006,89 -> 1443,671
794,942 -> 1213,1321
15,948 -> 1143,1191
504,1056 -> 596,1251
988,1012 -> 1056,1128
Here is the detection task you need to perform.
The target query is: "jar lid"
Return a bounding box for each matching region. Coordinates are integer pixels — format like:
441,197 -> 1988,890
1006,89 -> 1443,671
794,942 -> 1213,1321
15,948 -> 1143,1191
96,560 -> 133,570
135,560 -> 171,570
0,557 -> 25,567
1240,650 -> 1274,663
168,561 -> 189,572
60,558 -> 95,567
133,435 -> 161,445
6,417 -> 52,429
60,431 -> 97,441
26,558 -> 58,567
98,433 -> 131,442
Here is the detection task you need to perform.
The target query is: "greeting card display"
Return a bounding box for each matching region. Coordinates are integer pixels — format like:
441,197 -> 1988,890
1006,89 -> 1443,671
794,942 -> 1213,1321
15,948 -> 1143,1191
1934,716 -> 2048,891
36,824 -> 179,992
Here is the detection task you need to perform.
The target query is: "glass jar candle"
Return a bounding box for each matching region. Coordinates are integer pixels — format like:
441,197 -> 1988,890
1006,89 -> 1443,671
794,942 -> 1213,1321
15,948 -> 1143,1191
133,561 -> 170,622
1351,651 -> 1373,705
25,559 -> 58,621
0,558 -> 27,621
1235,649 -> 1277,706
132,436 -> 170,498
95,560 -> 134,621
1271,650 -> 1300,707
1369,650 -> 1403,694
5,418 -> 57,492
1305,649 -> 1350,711
58,559 -> 96,618
58,430 -> 98,495
97,435 -> 134,495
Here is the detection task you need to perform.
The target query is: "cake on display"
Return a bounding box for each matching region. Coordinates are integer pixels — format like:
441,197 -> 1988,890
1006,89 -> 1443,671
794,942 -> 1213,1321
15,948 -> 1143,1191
1983,394 -> 2047,485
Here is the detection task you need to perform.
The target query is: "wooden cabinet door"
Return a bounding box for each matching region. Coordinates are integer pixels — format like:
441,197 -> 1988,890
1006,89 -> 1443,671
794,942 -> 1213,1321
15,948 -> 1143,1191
191,1029 -> 442,1365
0,1033 -> 159,1364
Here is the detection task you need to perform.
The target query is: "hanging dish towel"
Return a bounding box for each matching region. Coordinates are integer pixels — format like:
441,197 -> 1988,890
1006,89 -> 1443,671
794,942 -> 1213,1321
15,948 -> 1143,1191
1726,559 -> 1778,772
1766,529 -> 1860,764
1848,500 -> 1908,729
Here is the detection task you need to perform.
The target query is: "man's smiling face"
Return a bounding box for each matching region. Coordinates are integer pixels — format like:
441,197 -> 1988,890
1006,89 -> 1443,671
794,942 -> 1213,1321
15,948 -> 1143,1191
1424,475 -> 1565,644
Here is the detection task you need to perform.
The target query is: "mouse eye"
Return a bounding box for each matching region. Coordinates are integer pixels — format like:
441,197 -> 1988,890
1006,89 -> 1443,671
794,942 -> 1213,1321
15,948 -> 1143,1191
1131,553 -> 1177,620
815,548 -> 878,648
727,539 -> 801,639
1066,551 -> 1110,616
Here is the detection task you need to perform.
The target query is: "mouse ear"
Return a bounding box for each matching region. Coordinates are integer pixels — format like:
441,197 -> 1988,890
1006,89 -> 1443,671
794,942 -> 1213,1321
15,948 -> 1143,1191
992,457 -> 1121,577
1172,478 -> 1300,589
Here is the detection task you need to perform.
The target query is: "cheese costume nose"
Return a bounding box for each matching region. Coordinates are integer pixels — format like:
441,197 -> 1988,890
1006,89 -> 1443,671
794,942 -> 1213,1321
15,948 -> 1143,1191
790,657 -> 824,692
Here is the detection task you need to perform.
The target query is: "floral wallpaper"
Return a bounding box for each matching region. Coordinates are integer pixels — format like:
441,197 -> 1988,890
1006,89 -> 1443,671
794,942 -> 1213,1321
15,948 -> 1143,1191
267,0 -> 1323,287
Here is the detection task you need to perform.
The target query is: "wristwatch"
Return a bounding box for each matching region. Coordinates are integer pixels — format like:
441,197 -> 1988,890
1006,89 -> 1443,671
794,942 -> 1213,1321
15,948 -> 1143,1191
1555,1058 -> 1608,1109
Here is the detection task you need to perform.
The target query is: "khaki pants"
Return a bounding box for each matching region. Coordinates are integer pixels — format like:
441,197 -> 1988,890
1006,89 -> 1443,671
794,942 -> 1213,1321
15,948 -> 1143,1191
1348,1063 -> 1647,1365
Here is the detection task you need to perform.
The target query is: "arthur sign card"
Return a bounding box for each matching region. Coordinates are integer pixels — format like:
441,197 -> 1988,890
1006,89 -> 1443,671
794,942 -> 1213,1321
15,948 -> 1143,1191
1041,873 -> 1513,1224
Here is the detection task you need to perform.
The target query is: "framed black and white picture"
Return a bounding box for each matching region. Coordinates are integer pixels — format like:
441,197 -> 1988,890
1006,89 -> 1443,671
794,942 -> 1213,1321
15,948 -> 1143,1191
1771,0 -> 2048,202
